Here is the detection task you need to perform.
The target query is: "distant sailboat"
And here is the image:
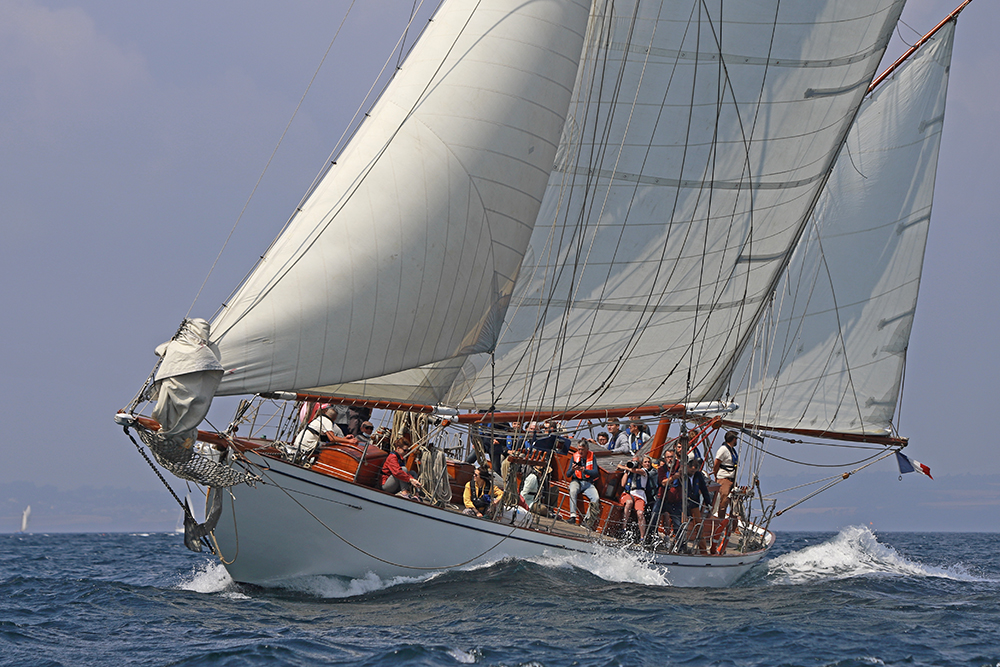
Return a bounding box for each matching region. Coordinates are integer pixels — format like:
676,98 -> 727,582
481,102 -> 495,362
117,0 -> 967,588
19,506 -> 30,533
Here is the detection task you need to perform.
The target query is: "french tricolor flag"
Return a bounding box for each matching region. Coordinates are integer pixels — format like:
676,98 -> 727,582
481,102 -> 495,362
896,452 -> 933,479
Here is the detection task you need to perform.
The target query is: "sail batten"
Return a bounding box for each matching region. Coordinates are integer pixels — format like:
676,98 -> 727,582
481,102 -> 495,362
730,22 -> 955,437
211,0 -> 592,396
448,0 -> 906,413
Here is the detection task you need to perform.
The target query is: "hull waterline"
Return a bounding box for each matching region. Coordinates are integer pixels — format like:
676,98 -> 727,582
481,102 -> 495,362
211,453 -> 772,589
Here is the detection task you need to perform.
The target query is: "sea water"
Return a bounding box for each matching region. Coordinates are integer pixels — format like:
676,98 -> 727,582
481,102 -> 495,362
1,529 -> 997,666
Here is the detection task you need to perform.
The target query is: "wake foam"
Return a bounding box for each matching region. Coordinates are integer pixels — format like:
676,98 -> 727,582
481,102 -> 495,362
176,560 -> 248,598
767,526 -> 986,584
522,546 -> 672,587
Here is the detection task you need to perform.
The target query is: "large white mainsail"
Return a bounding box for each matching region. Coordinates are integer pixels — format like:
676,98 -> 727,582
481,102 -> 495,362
449,0 -> 907,412
210,0 -> 591,396
730,21 -> 956,437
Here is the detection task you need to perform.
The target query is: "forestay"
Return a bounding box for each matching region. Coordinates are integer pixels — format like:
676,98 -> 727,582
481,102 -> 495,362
451,0 -> 907,412
730,22 -> 955,437
210,0 -> 591,396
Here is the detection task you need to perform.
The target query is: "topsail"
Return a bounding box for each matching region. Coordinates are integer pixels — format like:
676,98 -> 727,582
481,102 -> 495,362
731,21 -> 956,437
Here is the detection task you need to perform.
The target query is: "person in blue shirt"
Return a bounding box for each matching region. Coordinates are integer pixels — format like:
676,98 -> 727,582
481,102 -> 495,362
530,421 -> 570,454
684,458 -> 713,554
605,418 -> 630,453
626,419 -> 650,454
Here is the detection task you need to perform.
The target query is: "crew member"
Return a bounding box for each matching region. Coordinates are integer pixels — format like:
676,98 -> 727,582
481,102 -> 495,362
568,440 -> 602,529
713,431 -> 739,520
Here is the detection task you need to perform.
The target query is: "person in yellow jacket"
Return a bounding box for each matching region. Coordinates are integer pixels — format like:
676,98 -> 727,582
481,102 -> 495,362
463,466 -> 503,518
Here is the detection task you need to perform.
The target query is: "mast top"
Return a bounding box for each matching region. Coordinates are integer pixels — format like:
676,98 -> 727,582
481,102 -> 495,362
868,0 -> 972,93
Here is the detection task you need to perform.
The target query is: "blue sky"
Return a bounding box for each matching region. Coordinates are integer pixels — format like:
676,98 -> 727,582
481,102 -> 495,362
1,1 -> 997,533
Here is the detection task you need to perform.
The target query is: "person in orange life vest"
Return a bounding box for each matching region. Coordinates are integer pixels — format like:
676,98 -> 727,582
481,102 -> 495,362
617,454 -> 648,542
567,440 -> 601,529
381,439 -> 422,497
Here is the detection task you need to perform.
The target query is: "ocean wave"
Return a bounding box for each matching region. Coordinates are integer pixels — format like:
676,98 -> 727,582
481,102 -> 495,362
190,546 -> 674,600
273,569 -> 445,598
765,526 -> 990,584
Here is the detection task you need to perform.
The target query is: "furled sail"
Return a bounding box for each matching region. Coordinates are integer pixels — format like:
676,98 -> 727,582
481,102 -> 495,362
729,21 -> 955,437
451,0 -> 906,412
210,0 -> 591,396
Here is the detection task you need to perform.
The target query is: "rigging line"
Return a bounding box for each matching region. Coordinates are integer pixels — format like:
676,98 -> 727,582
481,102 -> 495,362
537,1 -> 644,407
896,349 -> 908,432
554,0 -> 670,402
687,0 -> 780,399
776,449 -> 896,515
765,437 -> 885,451
710,5 -> 895,404
679,3 -> 714,400
205,0 -> 430,325
786,216 -> 869,434
122,426 -> 194,521
611,0 -> 779,410
744,437 -> 887,468
767,472 -> 856,496
186,0 -> 359,319
478,69 -> 604,412
517,4 -> 693,413
894,22 -> 917,49
210,0 -> 485,342
844,131 -> 868,180
748,41 -> 846,423
359,0 -> 436,377
605,0 -> 773,411
396,0 -> 422,69
742,204 -> 840,429
581,2 -> 741,406
503,1 -> 637,412
246,457 -> 523,571
573,3 -> 706,405
747,226 -> 822,420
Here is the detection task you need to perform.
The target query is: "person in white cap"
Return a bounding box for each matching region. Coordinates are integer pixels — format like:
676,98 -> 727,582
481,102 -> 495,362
292,404 -> 344,459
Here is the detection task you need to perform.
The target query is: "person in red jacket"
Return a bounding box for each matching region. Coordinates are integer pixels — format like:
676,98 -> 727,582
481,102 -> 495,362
381,440 -> 422,497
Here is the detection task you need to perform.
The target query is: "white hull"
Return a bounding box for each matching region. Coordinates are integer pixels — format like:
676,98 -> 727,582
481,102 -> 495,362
212,453 -> 773,588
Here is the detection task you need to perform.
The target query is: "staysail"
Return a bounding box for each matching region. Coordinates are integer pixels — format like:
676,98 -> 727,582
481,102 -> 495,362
210,0 -> 591,396
449,0 -> 906,412
730,21 -> 956,437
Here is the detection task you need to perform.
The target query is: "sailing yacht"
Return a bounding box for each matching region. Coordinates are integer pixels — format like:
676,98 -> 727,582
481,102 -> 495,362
116,0 -> 964,587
